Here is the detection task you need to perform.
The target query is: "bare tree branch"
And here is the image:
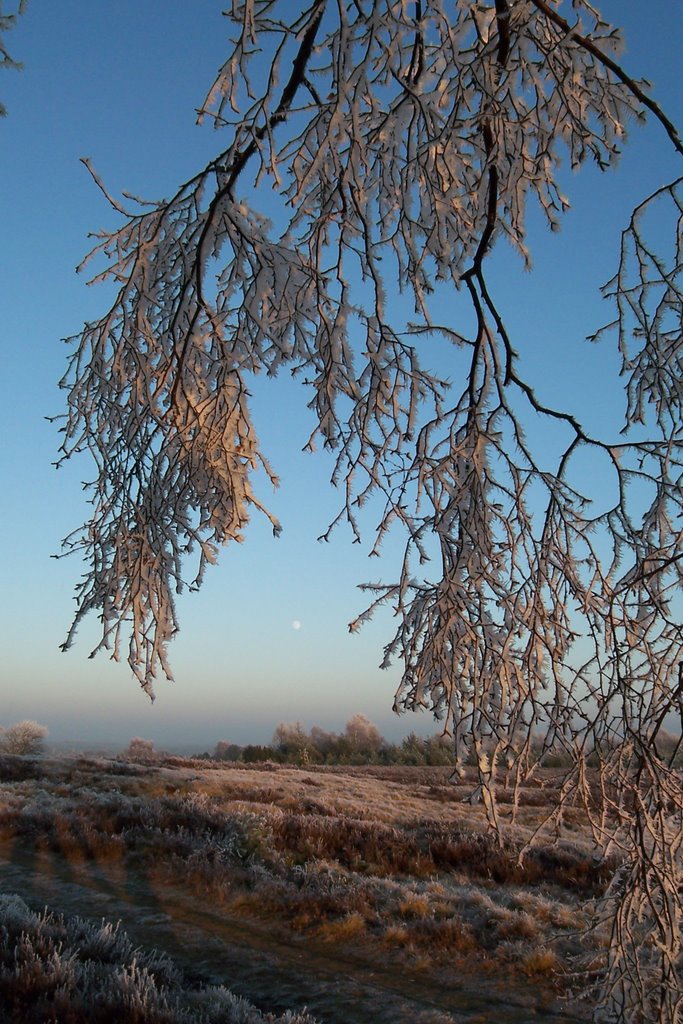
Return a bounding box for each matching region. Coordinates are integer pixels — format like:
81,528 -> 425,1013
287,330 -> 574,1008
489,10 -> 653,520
59,4 -> 682,1017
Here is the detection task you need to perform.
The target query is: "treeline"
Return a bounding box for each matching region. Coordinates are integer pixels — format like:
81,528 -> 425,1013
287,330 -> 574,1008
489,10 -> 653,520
201,714 -> 454,766
125,720 -> 683,768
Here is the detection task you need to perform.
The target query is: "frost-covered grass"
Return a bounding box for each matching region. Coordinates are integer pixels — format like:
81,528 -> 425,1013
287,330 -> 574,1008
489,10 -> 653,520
0,754 -> 610,1001
0,893 -> 318,1024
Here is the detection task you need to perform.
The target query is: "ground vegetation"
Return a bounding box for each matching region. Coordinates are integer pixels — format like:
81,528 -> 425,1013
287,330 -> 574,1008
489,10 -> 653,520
0,753 -> 626,1020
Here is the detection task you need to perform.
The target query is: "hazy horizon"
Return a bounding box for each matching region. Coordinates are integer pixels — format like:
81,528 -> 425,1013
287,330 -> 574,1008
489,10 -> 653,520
11,701 -> 445,752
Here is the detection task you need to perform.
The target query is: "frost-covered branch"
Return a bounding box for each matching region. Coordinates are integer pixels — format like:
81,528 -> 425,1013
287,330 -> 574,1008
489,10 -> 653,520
0,0 -> 25,116
60,4 -> 682,1016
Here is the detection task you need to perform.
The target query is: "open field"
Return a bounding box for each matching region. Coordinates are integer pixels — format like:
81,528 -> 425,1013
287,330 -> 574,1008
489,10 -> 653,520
0,754 -> 611,1022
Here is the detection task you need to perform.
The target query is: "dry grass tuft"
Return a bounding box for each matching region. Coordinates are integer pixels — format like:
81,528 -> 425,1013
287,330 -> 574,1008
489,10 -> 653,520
493,909 -> 540,942
397,893 -> 431,919
383,924 -> 411,948
522,948 -> 561,976
317,912 -> 367,942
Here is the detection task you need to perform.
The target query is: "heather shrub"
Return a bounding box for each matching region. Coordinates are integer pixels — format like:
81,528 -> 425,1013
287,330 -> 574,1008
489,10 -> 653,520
0,754 -> 45,782
271,814 -> 432,876
0,895 -> 319,1024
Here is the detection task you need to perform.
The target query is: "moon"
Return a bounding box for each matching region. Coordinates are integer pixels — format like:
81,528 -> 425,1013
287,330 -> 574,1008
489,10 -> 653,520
291,619 -> 302,631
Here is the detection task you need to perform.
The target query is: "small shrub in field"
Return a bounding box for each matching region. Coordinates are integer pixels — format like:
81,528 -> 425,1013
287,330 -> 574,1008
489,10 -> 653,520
0,720 -> 48,756
213,741 -> 243,762
271,815 -> 432,876
124,737 -> 158,762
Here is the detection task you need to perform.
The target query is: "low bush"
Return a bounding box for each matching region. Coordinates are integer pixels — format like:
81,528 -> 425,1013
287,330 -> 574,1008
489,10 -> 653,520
0,721 -> 48,756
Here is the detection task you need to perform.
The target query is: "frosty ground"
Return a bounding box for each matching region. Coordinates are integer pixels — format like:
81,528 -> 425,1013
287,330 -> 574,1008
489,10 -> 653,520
0,754 -> 609,1022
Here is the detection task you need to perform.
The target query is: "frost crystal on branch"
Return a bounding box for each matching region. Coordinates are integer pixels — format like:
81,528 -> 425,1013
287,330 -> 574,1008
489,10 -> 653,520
59,4 -> 682,1017
0,0 -> 25,116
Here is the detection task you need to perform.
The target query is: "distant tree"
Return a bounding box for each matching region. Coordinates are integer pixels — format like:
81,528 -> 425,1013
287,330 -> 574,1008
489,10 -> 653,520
421,734 -> 453,767
309,725 -> 338,761
343,714 -> 383,760
214,740 -> 243,762
272,721 -> 314,763
0,720 -> 48,756
242,744 -> 276,764
399,732 -> 427,767
56,3 -> 682,1018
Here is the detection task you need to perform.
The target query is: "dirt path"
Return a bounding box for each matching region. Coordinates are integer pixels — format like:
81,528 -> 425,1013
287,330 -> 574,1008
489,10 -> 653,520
0,840 -> 588,1024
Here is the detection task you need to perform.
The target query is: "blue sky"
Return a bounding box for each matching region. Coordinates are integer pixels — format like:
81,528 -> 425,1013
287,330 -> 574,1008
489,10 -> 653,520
0,1 -> 681,748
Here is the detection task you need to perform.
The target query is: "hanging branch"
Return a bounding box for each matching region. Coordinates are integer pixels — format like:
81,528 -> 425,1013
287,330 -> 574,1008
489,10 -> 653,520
0,0 -> 26,116
60,4 -> 682,1016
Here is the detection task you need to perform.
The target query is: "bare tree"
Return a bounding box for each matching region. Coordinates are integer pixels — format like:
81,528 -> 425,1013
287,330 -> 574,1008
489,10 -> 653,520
57,3 -> 682,1019
1,720 -> 48,756
344,713 -> 383,757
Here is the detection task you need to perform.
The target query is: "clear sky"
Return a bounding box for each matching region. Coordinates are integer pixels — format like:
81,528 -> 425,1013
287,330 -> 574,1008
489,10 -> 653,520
0,1 -> 681,749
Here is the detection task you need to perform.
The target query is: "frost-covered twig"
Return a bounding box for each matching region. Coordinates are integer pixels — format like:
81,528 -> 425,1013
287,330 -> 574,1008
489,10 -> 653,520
0,0 -> 25,116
